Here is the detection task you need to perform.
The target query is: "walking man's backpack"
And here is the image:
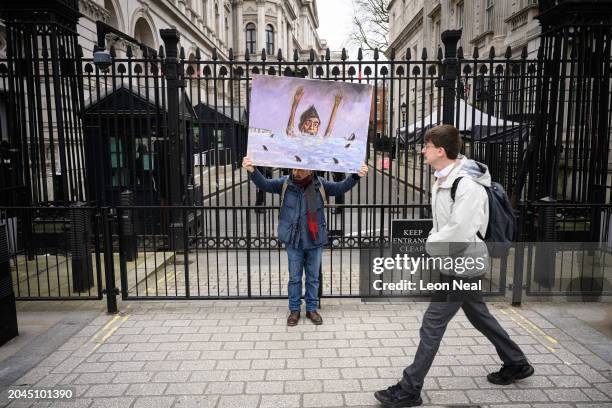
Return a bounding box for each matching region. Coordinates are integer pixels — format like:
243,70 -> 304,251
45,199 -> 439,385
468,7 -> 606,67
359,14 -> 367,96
451,177 -> 516,257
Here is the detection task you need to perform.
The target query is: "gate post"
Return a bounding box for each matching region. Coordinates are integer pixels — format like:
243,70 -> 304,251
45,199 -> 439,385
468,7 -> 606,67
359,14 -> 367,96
439,30 -> 462,125
161,28 -> 186,251
102,208 -> 118,314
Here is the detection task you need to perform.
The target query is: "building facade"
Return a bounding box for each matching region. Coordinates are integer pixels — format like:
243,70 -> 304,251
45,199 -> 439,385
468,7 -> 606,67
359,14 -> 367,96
386,0 -> 540,129
0,0 -> 326,61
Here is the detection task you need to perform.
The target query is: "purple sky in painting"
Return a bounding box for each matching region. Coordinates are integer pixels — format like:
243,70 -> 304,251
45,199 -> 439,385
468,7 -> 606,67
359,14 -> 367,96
248,74 -> 372,141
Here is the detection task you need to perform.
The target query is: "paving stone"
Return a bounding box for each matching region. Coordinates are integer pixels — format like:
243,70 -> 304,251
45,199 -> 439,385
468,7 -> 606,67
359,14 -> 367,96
188,370 -> 228,382
152,371 -> 190,383
172,395 -> 218,408
88,397 -> 135,408
126,383 -> 168,396
426,390 -> 469,405
74,372 -> 116,385
112,371 -> 153,383
245,381 -> 285,394
322,358 -> 357,368
304,368 -> 341,380
323,379 -> 362,392
84,384 -> 128,398
259,394 -> 301,408
504,389 -> 549,402
132,396 -> 175,408
205,381 -> 244,394
549,374 -> 591,388
437,377 -> 477,389
340,367 -> 379,379
165,383 -> 206,395
217,395 -> 259,408
251,359 -> 286,369
544,388 -> 591,402
303,392 -> 343,407
266,368 -> 303,381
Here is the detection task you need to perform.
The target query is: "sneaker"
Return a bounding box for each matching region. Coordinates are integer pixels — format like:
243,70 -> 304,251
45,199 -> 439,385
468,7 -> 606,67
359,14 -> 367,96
306,310 -> 323,325
374,383 -> 422,407
287,311 -> 300,326
487,363 -> 534,385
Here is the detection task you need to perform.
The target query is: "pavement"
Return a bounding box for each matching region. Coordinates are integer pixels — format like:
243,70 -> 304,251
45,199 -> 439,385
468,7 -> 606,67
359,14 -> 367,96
1,299 -> 611,408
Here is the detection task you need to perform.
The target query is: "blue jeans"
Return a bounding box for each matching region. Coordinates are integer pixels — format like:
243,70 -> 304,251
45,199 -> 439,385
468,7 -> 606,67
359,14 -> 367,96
287,246 -> 322,312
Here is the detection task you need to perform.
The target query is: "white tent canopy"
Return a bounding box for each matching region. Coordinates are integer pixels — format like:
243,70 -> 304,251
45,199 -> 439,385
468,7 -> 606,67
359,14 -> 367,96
398,99 -> 526,143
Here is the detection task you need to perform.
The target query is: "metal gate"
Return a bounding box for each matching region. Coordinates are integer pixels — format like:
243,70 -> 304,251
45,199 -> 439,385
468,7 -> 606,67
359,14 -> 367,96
1,2 -> 611,310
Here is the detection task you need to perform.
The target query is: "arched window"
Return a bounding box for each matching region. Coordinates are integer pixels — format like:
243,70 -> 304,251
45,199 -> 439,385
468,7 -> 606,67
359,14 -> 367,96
134,17 -> 155,49
245,23 -> 256,54
266,24 -> 274,55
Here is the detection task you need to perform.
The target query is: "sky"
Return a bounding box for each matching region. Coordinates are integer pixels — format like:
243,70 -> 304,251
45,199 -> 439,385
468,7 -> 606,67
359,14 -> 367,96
316,0 -> 355,54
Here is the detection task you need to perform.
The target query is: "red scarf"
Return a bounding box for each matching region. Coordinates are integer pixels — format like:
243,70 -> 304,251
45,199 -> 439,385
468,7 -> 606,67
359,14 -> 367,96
293,174 -> 319,241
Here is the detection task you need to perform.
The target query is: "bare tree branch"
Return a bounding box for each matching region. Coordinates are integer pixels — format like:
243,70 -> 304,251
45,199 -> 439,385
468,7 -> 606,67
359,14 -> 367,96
349,0 -> 390,54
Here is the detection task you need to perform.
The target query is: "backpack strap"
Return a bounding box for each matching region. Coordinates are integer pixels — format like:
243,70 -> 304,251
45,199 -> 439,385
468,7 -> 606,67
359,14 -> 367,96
280,177 -> 327,207
450,177 -> 463,201
280,178 -> 290,208
450,176 -> 485,240
317,177 -> 327,205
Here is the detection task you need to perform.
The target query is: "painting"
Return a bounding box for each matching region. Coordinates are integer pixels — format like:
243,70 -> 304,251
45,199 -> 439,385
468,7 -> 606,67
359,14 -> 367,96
247,74 -> 373,173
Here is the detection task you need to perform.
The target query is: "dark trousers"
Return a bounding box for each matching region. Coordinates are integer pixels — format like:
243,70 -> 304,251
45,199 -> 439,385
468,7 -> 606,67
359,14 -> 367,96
400,276 -> 528,395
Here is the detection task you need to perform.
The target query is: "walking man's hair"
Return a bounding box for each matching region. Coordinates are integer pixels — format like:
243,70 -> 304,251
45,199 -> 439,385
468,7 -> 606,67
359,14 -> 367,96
424,124 -> 461,159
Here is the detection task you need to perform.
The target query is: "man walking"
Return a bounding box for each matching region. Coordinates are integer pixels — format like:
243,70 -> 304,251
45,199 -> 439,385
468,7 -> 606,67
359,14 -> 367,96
242,156 -> 368,326
374,125 -> 533,407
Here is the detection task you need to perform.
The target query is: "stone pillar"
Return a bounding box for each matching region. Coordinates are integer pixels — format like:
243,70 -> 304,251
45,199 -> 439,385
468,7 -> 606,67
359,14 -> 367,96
234,0 -> 244,55
275,4 -> 282,56
257,0 -> 266,54
219,0 -> 226,46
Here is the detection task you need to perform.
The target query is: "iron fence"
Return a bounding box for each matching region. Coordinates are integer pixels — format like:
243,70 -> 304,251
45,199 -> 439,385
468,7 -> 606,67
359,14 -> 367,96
0,11 -> 611,309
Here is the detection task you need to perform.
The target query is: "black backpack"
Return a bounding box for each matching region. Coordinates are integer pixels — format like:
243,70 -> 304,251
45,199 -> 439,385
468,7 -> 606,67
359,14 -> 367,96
451,177 -> 516,258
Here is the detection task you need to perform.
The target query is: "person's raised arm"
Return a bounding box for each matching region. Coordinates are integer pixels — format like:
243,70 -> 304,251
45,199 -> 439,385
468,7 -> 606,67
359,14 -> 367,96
242,156 -> 285,194
321,164 -> 368,196
324,91 -> 343,138
286,86 -> 304,137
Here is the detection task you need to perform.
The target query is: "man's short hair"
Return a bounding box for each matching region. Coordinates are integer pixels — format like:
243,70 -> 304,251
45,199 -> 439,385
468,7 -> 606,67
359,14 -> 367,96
424,124 -> 461,159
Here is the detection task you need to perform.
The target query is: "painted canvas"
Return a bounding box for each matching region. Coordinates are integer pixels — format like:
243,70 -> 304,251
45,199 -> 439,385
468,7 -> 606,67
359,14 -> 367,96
247,74 -> 373,173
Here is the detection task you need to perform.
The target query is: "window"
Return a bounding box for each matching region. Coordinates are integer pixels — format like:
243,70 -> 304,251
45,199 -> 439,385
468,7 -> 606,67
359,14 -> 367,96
457,2 -> 464,30
433,19 -> 441,50
485,0 -> 494,31
246,23 -> 256,54
109,137 -> 125,186
225,16 -> 229,44
266,24 -> 275,55
214,129 -> 224,150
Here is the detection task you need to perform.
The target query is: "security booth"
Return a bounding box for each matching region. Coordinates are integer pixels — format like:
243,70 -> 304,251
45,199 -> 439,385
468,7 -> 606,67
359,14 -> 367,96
83,84 -> 198,234
193,103 -> 247,168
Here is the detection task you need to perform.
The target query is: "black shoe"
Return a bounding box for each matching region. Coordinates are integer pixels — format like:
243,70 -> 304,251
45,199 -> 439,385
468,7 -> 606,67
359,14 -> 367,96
487,363 -> 534,385
374,383 -> 422,407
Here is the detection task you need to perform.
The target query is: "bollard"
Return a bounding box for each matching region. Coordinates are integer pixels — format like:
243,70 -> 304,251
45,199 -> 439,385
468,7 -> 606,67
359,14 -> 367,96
534,197 -> 556,289
119,189 -> 137,261
69,203 -> 94,292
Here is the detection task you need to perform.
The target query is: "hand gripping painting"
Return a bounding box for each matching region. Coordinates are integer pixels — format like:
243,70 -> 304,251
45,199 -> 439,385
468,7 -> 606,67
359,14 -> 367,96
247,74 -> 373,173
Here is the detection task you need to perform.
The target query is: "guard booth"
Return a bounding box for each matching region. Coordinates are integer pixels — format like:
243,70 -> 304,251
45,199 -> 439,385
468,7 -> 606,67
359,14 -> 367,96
83,84 -> 198,233
193,103 -> 247,168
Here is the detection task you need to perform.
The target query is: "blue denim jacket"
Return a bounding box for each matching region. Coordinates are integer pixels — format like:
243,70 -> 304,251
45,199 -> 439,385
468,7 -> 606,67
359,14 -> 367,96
249,169 -> 360,249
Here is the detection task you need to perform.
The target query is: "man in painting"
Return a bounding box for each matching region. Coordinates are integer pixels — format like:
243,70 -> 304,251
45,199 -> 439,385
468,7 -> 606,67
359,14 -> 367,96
286,86 -> 343,138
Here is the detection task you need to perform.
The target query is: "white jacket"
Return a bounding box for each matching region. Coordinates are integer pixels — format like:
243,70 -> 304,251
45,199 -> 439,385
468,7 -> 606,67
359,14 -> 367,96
426,155 -> 490,277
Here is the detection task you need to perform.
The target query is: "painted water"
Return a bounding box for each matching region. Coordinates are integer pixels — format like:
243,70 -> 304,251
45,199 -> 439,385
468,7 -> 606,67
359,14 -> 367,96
247,127 -> 366,173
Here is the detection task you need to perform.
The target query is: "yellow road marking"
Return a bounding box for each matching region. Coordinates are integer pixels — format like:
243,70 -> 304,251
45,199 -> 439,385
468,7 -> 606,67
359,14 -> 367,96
510,308 -> 558,345
90,315 -> 120,342
92,315 -> 129,351
500,308 -> 559,352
